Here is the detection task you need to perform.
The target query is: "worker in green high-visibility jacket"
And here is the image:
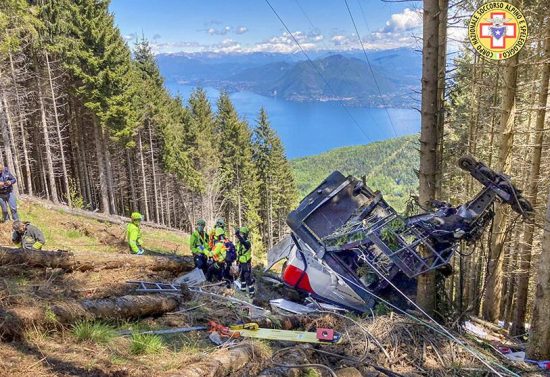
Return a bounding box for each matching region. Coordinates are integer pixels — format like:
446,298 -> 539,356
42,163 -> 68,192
127,212 -> 144,255
206,227 -> 227,282
190,219 -> 209,272
235,226 -> 254,295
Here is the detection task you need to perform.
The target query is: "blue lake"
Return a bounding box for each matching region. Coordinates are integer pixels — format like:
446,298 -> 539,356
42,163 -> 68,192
166,83 -> 420,159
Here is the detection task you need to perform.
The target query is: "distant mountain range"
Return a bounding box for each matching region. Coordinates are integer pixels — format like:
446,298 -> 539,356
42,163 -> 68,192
156,48 -> 421,107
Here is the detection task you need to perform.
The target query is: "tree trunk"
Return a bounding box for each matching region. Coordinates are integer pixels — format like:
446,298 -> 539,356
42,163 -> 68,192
126,148 -> 137,210
482,54 -> 519,322
510,28 -> 550,335
159,175 -> 166,225
93,119 -> 109,213
45,52 -> 70,206
0,246 -> 193,273
102,127 -> 116,214
0,294 -> 180,340
148,124 -> 160,223
0,91 -> 17,195
138,131 -> 150,220
434,0 -> 448,199
416,0 -> 441,316
51,294 -> 181,323
8,51 -> 29,194
1,91 -> 20,197
526,189 -> 550,360
36,74 -> 59,204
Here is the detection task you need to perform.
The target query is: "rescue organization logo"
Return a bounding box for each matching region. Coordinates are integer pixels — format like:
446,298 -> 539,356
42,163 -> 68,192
468,2 -> 528,61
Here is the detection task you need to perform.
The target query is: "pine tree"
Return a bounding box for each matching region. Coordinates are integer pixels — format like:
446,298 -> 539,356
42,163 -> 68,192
252,108 -> 297,250
216,93 -> 261,248
187,88 -> 221,225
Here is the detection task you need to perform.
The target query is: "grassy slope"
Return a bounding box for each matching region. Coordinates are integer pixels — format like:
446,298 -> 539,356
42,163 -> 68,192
0,197 -> 190,255
291,134 -> 419,212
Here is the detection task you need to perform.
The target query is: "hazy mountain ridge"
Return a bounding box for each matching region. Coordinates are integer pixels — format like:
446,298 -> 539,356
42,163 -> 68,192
156,48 -> 421,107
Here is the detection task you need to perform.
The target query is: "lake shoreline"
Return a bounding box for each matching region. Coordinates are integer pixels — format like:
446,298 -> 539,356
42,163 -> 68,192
166,83 -> 421,159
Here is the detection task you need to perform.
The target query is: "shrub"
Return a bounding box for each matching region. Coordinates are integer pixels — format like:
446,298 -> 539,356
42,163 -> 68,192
72,321 -> 115,344
130,333 -> 164,355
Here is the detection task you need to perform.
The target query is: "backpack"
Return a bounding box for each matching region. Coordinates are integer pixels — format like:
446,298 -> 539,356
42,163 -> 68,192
224,241 -> 237,264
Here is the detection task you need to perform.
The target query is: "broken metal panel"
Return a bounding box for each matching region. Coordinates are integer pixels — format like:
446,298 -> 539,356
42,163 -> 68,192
265,235 -> 293,272
174,268 -> 206,287
270,298 -> 317,314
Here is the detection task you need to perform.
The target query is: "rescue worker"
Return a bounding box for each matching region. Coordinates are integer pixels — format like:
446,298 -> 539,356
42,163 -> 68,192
12,220 -> 45,250
209,218 -> 225,249
0,164 -> 18,221
235,226 -> 255,295
190,219 -> 209,272
222,236 -> 237,288
206,227 -> 226,282
127,212 -> 144,255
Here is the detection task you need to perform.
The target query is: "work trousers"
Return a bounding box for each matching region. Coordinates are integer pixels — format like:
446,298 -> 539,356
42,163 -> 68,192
193,253 -> 207,273
0,192 -> 18,221
239,261 -> 255,295
206,261 -> 224,282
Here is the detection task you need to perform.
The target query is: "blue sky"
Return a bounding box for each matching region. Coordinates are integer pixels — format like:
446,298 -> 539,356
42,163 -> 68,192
109,0 -> 425,54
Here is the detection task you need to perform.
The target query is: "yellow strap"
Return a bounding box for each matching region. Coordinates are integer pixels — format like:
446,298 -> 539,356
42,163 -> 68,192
230,323 -> 259,331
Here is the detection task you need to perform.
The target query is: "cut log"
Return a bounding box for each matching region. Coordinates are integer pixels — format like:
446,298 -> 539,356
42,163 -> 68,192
51,294 -> 181,323
0,246 -> 193,273
0,294 -> 180,340
170,343 -> 261,377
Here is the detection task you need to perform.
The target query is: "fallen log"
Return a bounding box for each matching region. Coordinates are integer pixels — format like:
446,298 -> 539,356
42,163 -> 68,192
0,246 -> 193,273
0,294 -> 180,339
51,294 -> 181,323
469,316 -> 507,335
170,343 -> 262,377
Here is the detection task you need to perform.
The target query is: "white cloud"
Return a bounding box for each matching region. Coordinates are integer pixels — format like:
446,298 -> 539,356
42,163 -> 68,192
152,17 -> 423,55
150,40 -> 203,54
124,32 -> 138,42
312,34 -> 324,42
331,35 -> 349,45
207,25 -> 231,35
248,31 -> 322,53
382,8 -> 422,33
235,26 -> 248,34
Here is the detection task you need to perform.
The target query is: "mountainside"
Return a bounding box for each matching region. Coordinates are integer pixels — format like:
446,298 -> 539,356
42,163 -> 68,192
231,54 -> 414,106
156,48 -> 421,107
291,134 -> 419,211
